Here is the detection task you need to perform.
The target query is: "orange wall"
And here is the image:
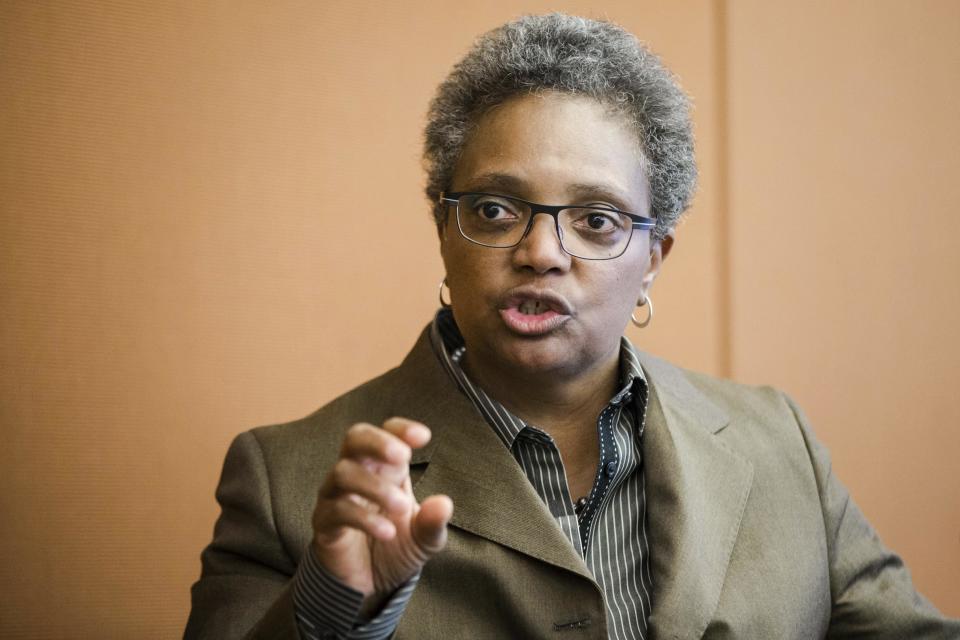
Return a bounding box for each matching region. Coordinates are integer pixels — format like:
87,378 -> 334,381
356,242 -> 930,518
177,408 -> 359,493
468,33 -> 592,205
725,0 -> 960,617
0,1 -> 955,636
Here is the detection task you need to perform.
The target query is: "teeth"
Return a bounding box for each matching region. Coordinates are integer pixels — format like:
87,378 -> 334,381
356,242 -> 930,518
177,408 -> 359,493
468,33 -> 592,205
519,300 -> 543,315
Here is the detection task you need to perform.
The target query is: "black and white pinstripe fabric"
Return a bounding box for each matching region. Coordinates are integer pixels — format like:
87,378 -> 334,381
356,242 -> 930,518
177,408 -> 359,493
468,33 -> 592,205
432,309 -> 654,639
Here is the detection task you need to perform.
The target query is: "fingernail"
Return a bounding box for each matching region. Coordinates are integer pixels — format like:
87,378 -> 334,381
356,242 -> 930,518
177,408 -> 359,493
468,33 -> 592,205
409,424 -> 430,441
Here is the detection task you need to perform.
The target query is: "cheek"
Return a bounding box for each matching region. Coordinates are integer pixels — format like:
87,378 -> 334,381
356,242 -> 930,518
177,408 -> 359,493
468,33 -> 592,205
622,245 -> 653,294
443,243 -> 501,303
589,268 -> 649,333
589,257 -> 649,308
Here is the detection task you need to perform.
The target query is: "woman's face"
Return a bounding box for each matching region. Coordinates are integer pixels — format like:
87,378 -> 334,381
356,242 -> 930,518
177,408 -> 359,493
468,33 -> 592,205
440,91 -> 671,380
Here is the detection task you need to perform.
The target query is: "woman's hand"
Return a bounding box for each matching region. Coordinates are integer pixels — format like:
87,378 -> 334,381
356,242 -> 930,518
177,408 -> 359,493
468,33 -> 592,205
311,417 -> 453,612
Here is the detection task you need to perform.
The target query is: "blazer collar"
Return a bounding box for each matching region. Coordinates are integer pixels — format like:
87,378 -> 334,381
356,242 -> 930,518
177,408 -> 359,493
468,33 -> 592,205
639,352 -> 755,640
386,327 -> 592,580
389,327 -> 754,635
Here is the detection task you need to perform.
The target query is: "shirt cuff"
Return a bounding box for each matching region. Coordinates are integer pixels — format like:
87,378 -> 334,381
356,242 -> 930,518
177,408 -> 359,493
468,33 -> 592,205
292,543 -> 420,640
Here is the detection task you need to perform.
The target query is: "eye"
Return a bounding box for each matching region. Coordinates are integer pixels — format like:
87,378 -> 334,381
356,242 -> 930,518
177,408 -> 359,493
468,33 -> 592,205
571,209 -> 622,233
465,195 -> 520,221
480,201 -> 509,220
586,213 -> 614,230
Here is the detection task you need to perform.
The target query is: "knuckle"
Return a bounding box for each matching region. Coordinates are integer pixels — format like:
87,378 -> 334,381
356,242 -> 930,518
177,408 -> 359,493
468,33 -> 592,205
337,499 -> 370,528
312,501 -> 335,529
342,423 -> 371,448
374,481 -> 394,503
346,422 -> 367,437
331,498 -> 353,521
383,416 -> 405,429
332,458 -> 354,483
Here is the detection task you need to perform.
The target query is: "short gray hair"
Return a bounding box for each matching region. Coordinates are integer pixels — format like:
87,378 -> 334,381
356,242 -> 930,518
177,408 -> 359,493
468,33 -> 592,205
423,13 -> 697,241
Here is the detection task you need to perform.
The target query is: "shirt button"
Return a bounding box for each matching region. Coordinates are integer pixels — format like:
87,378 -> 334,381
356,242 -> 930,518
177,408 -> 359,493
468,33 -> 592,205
574,496 -> 588,514
605,461 -> 617,477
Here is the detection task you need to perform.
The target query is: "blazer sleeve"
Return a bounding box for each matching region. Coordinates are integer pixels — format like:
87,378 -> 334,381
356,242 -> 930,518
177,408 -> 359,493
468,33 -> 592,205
184,430 -> 302,640
784,394 -> 960,639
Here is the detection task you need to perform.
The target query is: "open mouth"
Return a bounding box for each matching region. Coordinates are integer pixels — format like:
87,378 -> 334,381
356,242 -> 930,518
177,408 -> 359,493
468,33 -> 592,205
498,288 -> 573,336
517,299 -> 551,315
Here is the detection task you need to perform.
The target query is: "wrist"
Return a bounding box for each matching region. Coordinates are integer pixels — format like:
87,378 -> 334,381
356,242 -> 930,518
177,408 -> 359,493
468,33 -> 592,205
309,538 -> 374,597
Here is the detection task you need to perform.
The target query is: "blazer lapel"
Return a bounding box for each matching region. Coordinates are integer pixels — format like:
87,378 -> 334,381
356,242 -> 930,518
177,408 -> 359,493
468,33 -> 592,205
391,329 -> 591,581
381,328 -> 757,628
639,354 -> 754,640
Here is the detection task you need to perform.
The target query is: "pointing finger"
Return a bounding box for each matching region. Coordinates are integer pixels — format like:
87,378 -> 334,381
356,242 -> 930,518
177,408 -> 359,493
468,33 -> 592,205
382,417 -> 432,450
341,423 -> 411,466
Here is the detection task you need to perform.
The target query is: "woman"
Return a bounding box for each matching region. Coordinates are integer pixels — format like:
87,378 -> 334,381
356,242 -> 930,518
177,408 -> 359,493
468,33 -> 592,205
185,14 -> 958,639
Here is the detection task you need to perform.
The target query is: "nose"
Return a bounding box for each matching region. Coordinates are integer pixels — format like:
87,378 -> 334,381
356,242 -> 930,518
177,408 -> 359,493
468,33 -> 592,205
511,213 -> 571,274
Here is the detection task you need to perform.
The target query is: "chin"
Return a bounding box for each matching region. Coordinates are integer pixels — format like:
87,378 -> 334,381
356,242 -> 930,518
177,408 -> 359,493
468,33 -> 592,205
493,335 -> 582,377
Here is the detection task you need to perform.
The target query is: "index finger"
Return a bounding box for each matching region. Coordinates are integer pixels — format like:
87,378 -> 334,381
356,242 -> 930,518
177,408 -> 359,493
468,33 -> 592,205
340,422 -> 411,466
382,417 -> 432,450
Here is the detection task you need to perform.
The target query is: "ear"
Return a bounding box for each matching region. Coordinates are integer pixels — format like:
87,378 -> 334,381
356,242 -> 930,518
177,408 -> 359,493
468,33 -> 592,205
436,200 -> 453,244
438,219 -> 450,259
639,230 -> 675,296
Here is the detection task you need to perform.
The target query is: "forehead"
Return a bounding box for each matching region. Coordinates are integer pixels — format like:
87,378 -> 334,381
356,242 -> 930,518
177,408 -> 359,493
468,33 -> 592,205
452,92 -> 649,211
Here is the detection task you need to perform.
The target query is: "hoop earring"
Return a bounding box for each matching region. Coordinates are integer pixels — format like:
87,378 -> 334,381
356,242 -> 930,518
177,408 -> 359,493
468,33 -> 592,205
438,278 -> 451,308
631,295 -> 653,328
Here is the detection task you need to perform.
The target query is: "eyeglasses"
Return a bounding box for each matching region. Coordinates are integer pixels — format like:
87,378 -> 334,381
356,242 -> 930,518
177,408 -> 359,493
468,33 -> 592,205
439,191 -> 656,260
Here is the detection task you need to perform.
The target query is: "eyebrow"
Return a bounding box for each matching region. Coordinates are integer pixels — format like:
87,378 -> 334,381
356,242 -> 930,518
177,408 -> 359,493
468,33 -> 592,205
463,173 -> 638,212
567,182 -> 636,212
463,172 -> 527,194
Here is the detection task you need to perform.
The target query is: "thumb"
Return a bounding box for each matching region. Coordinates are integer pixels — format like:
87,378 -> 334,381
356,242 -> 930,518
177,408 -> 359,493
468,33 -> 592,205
411,494 -> 453,554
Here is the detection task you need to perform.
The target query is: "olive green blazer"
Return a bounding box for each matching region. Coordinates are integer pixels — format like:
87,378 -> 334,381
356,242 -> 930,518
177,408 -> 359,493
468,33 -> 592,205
185,326 -> 957,639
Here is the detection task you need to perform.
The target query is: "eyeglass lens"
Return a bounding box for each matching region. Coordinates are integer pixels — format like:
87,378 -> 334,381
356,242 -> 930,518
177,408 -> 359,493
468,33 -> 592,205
454,193 -> 634,260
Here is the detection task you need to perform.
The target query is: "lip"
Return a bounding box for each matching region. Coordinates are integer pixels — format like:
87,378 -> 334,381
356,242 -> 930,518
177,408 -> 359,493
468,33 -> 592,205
497,286 -> 574,336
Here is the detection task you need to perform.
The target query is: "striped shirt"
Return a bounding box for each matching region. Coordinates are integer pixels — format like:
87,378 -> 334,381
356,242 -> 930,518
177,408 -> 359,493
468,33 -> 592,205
293,309 -> 653,638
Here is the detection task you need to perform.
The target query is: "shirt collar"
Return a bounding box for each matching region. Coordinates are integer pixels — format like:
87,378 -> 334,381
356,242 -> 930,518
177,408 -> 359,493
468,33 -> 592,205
429,307 -> 647,449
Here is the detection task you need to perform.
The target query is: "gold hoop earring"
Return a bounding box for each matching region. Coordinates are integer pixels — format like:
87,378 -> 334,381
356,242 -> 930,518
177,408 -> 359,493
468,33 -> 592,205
438,278 -> 451,308
631,295 -> 653,328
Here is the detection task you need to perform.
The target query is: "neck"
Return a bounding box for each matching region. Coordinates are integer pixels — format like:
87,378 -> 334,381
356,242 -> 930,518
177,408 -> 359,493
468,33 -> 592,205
460,344 -> 621,439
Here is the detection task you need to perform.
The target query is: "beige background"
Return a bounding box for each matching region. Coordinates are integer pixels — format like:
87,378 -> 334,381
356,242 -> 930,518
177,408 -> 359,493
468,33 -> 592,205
0,1 -> 957,637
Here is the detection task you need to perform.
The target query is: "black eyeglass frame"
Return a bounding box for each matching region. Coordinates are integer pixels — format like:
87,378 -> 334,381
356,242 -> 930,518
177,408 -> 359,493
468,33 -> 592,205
439,191 -> 657,261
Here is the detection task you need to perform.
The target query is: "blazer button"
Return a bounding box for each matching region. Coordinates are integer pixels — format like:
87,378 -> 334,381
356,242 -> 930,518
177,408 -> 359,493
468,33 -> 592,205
605,461 -> 617,477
